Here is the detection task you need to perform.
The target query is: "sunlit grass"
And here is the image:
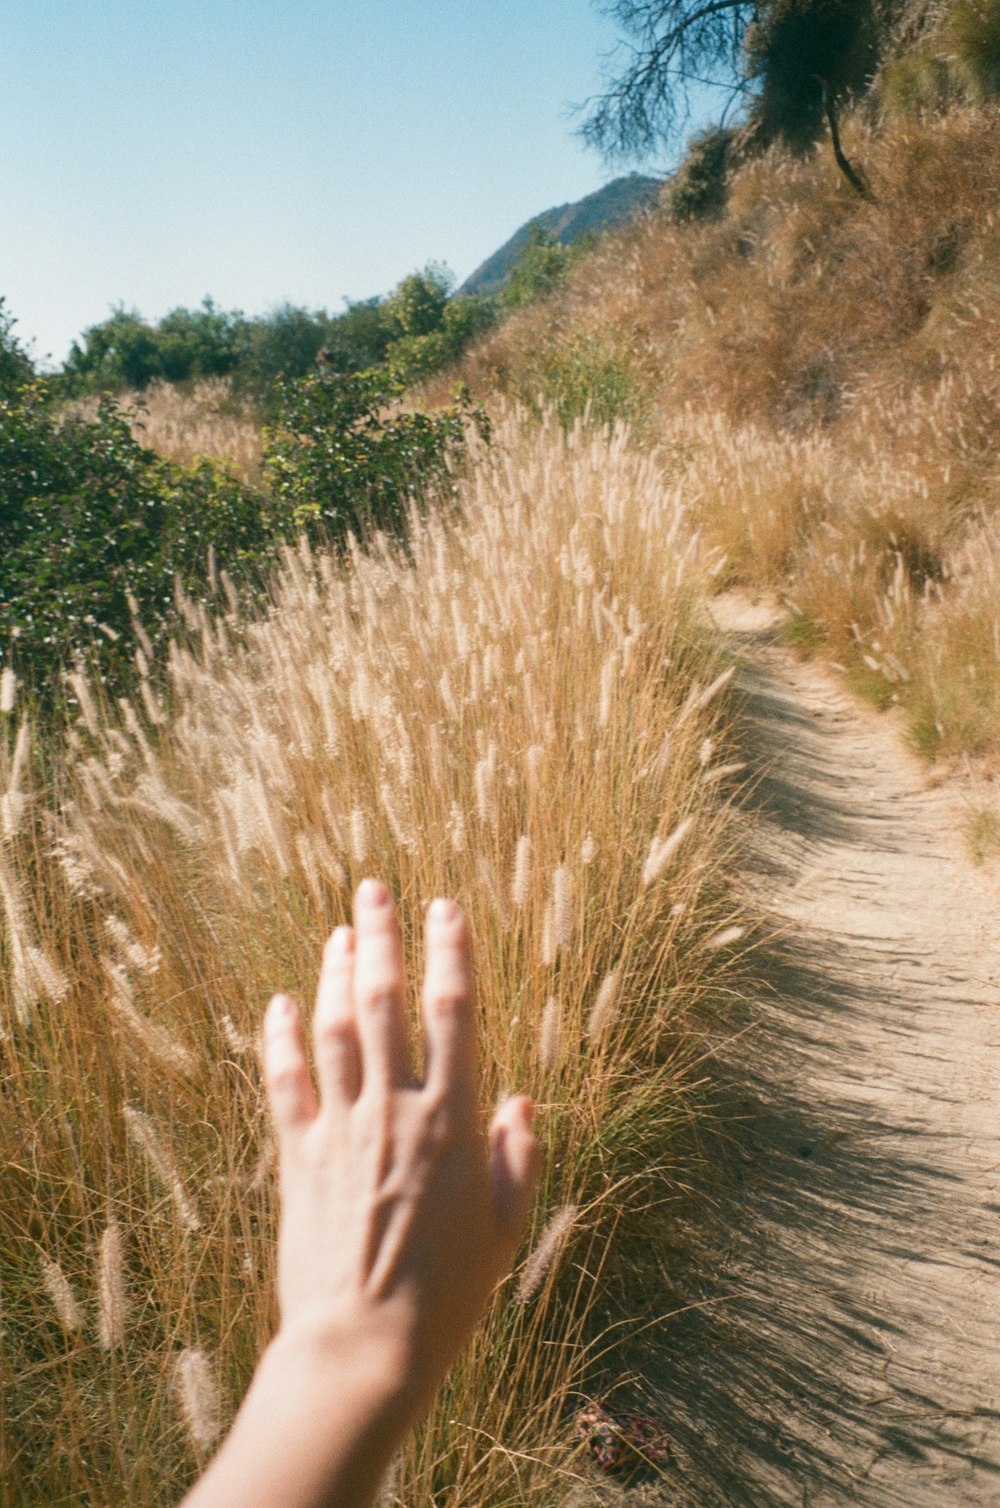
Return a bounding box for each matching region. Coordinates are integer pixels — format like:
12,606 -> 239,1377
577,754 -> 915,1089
0,412 -> 745,1504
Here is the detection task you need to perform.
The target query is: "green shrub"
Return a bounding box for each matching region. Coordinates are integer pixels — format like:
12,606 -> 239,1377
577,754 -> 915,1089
1,370 -> 481,708
379,265 -> 497,384
879,44 -> 955,116
498,226 -> 574,310
0,385 -> 274,703
61,300 -> 244,395
0,299 -> 33,399
943,0 -> 1000,101
514,331 -> 653,431
263,365 -> 480,536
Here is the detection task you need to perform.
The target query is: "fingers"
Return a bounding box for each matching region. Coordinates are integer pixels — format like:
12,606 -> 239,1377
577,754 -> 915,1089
312,925 -> 361,1110
421,898 -> 476,1110
353,879 -> 413,1094
488,1095 -> 540,1246
263,993 -> 318,1139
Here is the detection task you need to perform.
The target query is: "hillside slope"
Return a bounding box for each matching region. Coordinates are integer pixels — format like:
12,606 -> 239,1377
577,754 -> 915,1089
444,107 -> 1000,790
459,173 -> 660,294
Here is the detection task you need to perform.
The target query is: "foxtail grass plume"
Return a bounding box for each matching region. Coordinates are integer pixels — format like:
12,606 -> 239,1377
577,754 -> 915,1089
517,1204 -> 578,1303
551,865 -> 574,949
350,808 -> 369,866
174,1347 -> 223,1452
96,1222 -> 125,1350
538,996 -> 562,1072
511,834 -> 532,908
703,924 -> 745,952
587,968 -> 621,1038
41,1257 -> 82,1334
641,816 -> 695,888
123,1105 -> 200,1232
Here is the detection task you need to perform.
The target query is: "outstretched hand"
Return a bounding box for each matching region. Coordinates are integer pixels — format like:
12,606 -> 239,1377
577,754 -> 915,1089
184,881 -> 539,1508
263,880 -> 539,1399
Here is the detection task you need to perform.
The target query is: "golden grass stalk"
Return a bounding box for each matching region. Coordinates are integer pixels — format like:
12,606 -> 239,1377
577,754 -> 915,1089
0,411 -> 741,1504
96,1222 -> 126,1350
41,1257 -> 83,1335
517,1204 -> 579,1304
123,1107 -> 201,1233
173,1348 -> 224,1453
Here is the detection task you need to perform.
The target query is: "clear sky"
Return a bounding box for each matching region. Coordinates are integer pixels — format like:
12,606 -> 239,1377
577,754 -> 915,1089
1,0 -> 698,368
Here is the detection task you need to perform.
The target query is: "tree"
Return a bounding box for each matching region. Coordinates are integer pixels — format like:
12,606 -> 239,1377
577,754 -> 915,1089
381,264 -> 454,341
582,0 -> 894,171
499,227 -> 573,310
581,0 -> 754,160
0,299 -> 34,398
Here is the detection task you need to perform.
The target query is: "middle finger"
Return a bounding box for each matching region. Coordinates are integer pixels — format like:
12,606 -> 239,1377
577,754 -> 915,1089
353,878 -> 413,1094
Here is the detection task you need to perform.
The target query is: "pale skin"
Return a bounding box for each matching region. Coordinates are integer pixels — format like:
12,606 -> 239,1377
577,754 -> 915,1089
182,879 -> 540,1508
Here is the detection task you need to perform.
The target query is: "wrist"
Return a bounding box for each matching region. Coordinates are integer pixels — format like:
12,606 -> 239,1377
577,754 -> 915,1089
260,1312 -> 418,1427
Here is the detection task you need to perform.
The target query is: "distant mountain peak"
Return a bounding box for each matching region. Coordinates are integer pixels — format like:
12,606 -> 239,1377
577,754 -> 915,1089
460,175 -> 661,297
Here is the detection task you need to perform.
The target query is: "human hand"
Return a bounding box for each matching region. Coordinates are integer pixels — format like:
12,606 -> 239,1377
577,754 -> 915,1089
262,879 -> 541,1415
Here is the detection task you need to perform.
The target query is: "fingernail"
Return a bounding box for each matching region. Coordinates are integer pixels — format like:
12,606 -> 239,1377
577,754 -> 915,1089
358,878 -> 389,907
428,896 -> 458,924
330,924 -> 355,953
267,993 -> 295,1028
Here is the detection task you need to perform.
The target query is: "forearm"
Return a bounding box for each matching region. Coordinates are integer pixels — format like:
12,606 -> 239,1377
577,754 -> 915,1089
181,1327 -> 415,1508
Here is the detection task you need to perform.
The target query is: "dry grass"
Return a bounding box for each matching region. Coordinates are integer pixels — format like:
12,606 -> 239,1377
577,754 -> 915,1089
0,413 -> 744,1504
62,377 -> 263,478
439,105 -> 1000,769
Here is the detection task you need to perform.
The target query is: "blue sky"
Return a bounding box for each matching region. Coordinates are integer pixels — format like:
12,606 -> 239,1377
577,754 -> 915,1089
1,0 -> 708,367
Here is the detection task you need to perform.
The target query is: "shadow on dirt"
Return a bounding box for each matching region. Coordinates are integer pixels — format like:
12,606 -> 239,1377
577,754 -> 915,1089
585,637 -> 1000,1506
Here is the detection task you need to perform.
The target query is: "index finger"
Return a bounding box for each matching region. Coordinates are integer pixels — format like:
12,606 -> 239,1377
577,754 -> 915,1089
421,897 -> 476,1108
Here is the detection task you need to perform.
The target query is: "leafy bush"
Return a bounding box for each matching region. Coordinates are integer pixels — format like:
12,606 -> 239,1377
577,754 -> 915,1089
513,331 -> 653,430
61,300 -> 244,395
233,299 -> 393,405
0,385 -> 274,702
2,370 -> 480,707
263,365 -> 480,535
57,297 -> 395,406
378,265 -> 497,384
497,226 -> 574,310
0,299 -> 34,399
942,0 -> 1000,102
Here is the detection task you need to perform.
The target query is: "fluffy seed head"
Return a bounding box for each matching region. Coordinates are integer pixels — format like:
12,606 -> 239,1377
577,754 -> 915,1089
349,808 -> 369,866
703,924 -> 745,952
551,865 -> 574,948
587,968 -> 621,1038
511,835 -> 532,908
538,996 -> 562,1072
174,1347 -> 223,1452
41,1257 -> 83,1334
96,1222 -> 125,1350
517,1204 -> 578,1303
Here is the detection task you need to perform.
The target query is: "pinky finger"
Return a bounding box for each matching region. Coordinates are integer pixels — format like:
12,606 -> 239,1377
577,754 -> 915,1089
488,1095 -> 541,1247
263,993 -> 318,1139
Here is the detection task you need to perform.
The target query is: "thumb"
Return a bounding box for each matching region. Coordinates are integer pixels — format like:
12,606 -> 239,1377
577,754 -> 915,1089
488,1095 -> 541,1249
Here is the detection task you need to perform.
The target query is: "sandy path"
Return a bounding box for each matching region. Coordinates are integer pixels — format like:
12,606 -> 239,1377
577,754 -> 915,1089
590,601 -> 1000,1506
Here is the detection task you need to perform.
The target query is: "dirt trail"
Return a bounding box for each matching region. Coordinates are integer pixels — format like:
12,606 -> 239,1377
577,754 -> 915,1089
598,599 -> 1000,1506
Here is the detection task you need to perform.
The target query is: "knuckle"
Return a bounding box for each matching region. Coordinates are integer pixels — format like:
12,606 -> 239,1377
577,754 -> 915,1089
314,1014 -> 354,1049
358,983 -> 399,1014
266,1061 -> 306,1097
420,1088 -> 457,1146
427,986 -> 467,1017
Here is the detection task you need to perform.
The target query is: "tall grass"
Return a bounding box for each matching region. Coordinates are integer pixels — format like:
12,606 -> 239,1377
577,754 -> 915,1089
62,377 -> 263,478
439,106 -> 1000,781
0,413 -> 744,1504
